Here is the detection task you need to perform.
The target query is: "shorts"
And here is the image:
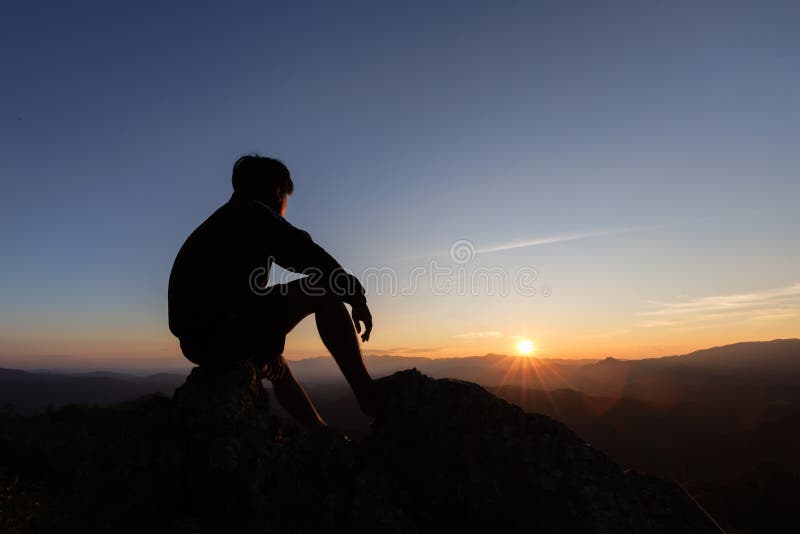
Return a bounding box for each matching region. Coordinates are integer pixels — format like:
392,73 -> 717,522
179,285 -> 290,368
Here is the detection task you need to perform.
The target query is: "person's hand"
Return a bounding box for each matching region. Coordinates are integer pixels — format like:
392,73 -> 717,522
259,353 -> 286,382
351,304 -> 373,342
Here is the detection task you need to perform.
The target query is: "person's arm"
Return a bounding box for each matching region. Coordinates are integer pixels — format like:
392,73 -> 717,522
250,200 -> 367,308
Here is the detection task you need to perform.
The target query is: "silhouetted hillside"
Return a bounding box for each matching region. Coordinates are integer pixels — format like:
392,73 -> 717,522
0,368 -> 186,414
0,366 -> 720,533
1,340 -> 797,532
663,338 -> 800,370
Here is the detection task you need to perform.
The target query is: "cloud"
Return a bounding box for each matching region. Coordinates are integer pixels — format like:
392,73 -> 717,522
476,228 -> 641,254
643,283 -> 800,316
752,312 -> 798,321
453,331 -> 503,339
402,225 -> 644,262
372,346 -> 441,354
637,283 -> 800,326
476,218 -> 718,255
402,215 -> 735,261
579,328 -> 633,339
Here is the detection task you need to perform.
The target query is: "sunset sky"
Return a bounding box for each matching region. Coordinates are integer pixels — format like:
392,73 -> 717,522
1,1 -> 798,370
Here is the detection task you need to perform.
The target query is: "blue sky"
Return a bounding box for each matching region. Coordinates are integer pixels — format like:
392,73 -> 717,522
1,1 -> 798,368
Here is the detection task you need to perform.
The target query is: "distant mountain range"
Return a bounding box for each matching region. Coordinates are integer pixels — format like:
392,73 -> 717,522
290,339 -> 800,443
295,338 -> 800,392
0,369 -> 187,414
3,339 -> 798,414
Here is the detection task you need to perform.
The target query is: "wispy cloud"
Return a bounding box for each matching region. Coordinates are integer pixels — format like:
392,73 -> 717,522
453,331 -> 503,339
643,283 -> 800,316
373,346 -> 442,354
579,328 -> 633,339
477,227 -> 642,254
400,226 -> 652,261
400,215 -> 736,261
635,320 -> 680,329
637,283 -> 800,326
476,218 -> 722,255
753,312 -> 798,321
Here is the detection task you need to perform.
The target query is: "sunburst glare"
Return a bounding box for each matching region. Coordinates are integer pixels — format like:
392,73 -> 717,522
516,339 -> 535,356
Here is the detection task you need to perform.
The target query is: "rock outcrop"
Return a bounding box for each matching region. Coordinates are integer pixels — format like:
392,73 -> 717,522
170,365 -> 720,533
172,361 -> 273,524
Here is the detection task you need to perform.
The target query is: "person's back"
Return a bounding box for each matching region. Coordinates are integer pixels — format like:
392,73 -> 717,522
169,199 -> 245,340
169,195 -> 282,363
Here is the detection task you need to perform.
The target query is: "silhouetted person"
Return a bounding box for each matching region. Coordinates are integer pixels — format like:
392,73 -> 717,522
168,155 -> 380,426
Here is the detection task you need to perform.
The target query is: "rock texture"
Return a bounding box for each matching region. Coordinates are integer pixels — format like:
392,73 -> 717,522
172,361 -> 273,524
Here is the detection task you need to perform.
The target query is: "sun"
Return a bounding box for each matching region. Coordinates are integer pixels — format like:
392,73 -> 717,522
516,339 -> 535,356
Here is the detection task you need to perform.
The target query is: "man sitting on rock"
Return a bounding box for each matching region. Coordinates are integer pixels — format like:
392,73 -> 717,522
168,154 -> 381,426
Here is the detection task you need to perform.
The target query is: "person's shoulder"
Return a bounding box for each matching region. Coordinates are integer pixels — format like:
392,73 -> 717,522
227,196 -> 297,239
192,200 -> 236,230
228,194 -> 277,216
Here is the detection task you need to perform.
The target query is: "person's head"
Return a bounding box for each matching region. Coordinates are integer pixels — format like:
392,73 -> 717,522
231,154 -> 294,216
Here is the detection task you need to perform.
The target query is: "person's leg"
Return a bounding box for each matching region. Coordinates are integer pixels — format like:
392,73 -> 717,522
284,282 -> 382,417
267,353 -> 326,428
245,285 -> 327,428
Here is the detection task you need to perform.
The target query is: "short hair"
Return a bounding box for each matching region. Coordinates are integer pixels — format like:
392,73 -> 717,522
231,154 -> 294,199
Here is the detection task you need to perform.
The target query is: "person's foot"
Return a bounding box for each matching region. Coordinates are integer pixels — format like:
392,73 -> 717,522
308,418 -> 328,429
355,381 -> 385,418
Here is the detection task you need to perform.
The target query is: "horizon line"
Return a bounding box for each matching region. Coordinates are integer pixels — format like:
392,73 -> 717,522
2,338 -> 796,373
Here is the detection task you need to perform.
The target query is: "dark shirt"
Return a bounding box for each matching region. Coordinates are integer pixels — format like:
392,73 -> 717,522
168,193 -> 366,345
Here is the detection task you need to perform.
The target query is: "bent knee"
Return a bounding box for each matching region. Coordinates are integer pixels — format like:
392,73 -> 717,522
287,282 -> 346,320
306,290 -> 345,313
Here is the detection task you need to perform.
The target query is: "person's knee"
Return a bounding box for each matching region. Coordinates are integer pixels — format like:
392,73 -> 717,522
287,281 -> 343,315
310,290 -> 344,313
